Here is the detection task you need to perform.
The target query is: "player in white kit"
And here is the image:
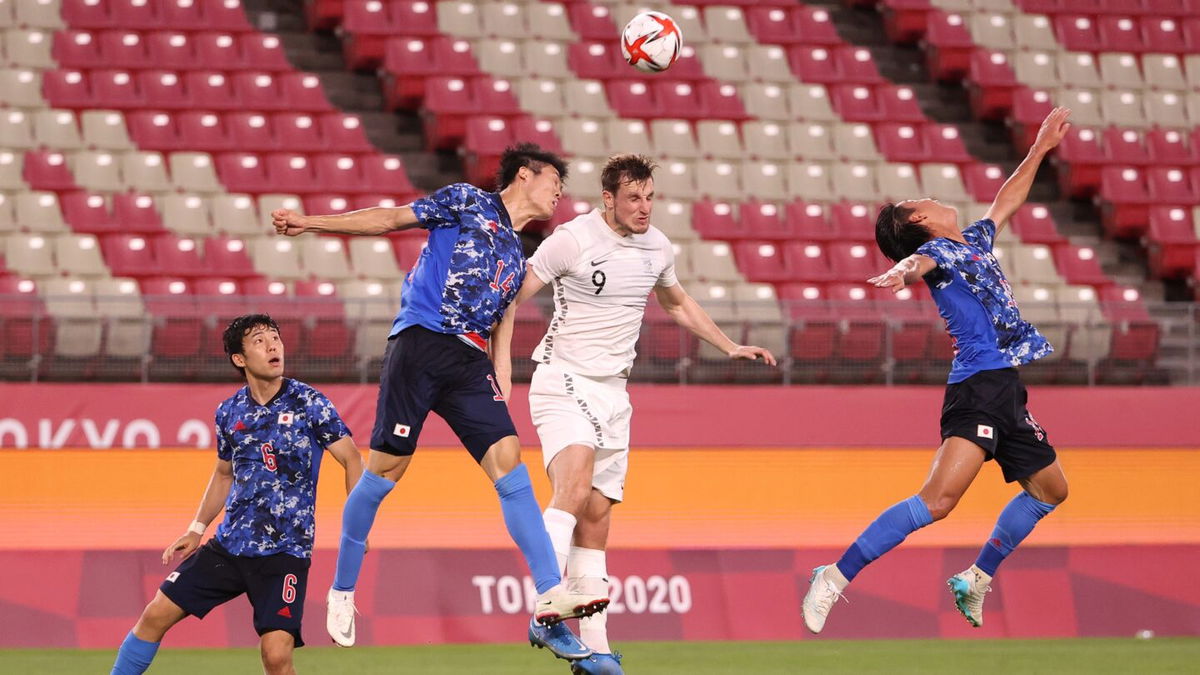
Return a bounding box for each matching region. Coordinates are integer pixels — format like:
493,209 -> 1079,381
493,155 -> 776,674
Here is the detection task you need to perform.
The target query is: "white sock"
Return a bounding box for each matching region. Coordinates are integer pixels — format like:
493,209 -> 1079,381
542,508 -> 577,576
569,546 -> 611,654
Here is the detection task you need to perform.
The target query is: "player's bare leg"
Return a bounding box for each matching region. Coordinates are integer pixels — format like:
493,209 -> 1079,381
950,458 -> 1069,626
259,630 -> 295,675
328,450 -> 413,647
569,490 -> 623,675
805,437 -> 986,634
131,591 -> 188,643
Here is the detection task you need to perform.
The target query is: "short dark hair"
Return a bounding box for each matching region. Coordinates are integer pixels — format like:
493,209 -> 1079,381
600,154 -> 658,196
495,142 -> 568,190
222,314 -> 280,375
875,203 -> 931,263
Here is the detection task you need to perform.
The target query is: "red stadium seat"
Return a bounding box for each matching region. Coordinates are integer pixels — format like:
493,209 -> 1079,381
794,6 -> 843,46
1146,206 -> 1197,278
830,84 -> 887,122
421,77 -> 478,149
160,0 -> 207,30
320,113 -> 375,154
91,69 -> 144,110
112,193 -> 164,233
874,123 -> 929,163
1010,204 -> 1067,245
692,200 -> 743,240
108,0 -> 162,29
781,241 -> 837,282
471,77 -> 523,117
828,242 -> 884,282
462,117 -> 513,186
215,152 -> 271,194
140,70 -> 192,109
568,42 -> 625,81
102,234 -> 161,278
41,69 -> 92,109
826,283 -> 885,362
967,50 -> 1018,120
1056,127 -> 1105,197
778,283 -> 837,366
1099,166 -> 1153,238
874,287 -> 933,363
1010,87 -> 1056,152
734,241 -> 792,283
232,72 -> 288,112
746,6 -> 803,45
1140,16 -> 1187,54
924,124 -> 972,164
185,71 -> 241,110
567,3 -> 618,41
193,31 -> 247,71
265,153 -> 318,194
1146,128 -> 1199,166
697,81 -> 748,121
240,33 -> 293,72
789,46 -> 841,84
204,236 -> 258,278
606,80 -> 659,119
1052,244 -> 1111,285
61,191 -> 118,234
831,201 -> 876,242
310,154 -> 364,194
223,112 -> 276,153
62,0 -> 116,29
127,111 -> 184,152
198,0 -> 255,33
96,31 -> 150,70
742,201 -> 793,240
140,277 -> 202,361
0,276 -> 54,369
836,46 -> 886,85
1101,128 -> 1151,168
881,0 -> 935,46
144,31 -> 198,70
787,200 -> 838,241
1055,15 -> 1105,52
273,113 -> 326,153
510,117 -> 563,154
962,163 -> 1008,202
278,73 -> 335,113
655,81 -> 706,120
175,111 -> 235,152
876,84 -> 927,124
924,10 -> 975,81
1097,286 -> 1159,363
52,31 -> 102,70
153,234 -> 207,277
22,151 -> 77,191
359,154 -> 415,196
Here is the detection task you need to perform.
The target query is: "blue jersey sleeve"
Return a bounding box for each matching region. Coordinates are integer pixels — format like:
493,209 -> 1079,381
915,237 -> 956,287
962,218 -> 996,252
307,392 -> 351,449
411,183 -> 481,230
215,404 -> 232,461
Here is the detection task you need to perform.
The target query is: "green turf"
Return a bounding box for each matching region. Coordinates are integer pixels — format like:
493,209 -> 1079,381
8,638 -> 1199,674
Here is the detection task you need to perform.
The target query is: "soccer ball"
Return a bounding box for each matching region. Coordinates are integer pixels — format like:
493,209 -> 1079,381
620,11 -> 683,73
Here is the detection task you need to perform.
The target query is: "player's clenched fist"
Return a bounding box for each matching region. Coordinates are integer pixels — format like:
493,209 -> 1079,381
272,208 -> 308,236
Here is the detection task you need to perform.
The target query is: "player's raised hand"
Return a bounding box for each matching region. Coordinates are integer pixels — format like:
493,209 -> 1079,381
868,267 -> 908,293
729,345 -> 777,366
162,532 -> 201,565
272,209 -> 309,236
1033,107 -> 1071,153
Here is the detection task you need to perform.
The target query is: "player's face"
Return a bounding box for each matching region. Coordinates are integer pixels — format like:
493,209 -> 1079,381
605,177 -> 654,236
897,198 -> 958,231
523,165 -> 562,219
234,326 -> 284,380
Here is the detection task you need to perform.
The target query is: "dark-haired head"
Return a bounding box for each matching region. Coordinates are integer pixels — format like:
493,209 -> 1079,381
495,142 -> 567,221
222,314 -> 283,378
600,154 -> 658,236
875,202 -> 931,263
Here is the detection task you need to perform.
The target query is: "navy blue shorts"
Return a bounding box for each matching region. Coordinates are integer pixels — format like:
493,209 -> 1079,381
941,367 -> 1057,483
370,325 -> 518,462
160,540 -> 310,647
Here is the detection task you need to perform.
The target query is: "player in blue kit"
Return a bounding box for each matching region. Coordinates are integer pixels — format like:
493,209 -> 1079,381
801,108 -> 1073,634
111,314 -> 364,675
271,144 -> 606,659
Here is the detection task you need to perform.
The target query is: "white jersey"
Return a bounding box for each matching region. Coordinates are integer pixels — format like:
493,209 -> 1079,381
528,208 -> 677,378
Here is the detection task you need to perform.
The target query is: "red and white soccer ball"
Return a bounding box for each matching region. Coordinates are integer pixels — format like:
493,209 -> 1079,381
620,10 -> 683,73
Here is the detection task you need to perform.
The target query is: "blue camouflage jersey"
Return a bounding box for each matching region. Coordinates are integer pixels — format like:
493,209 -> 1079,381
214,378 -> 351,558
392,183 -> 526,347
917,218 -> 1053,384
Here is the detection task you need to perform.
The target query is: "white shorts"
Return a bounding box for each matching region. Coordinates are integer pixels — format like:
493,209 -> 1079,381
529,363 -> 632,502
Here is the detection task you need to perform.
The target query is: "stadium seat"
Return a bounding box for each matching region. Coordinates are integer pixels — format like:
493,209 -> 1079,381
185,71 -> 241,110
1099,166 -> 1153,238
968,50 -> 1018,120
831,123 -> 881,162
1014,14 -> 1059,51
215,153 -> 271,194
153,233 -> 207,278
1146,206 -> 1197,278
1053,244 -> 1110,286
112,192 -> 163,234
13,191 -> 67,233
782,241 -> 837,283
691,200 -> 742,241
52,30 -> 101,70
924,11 -> 975,81
788,122 -> 835,161
1011,204 -> 1067,245
830,84 -> 887,122
158,193 -> 212,238
874,123 -> 928,163
4,233 -> 56,277
788,200 -> 837,241
204,235 -> 257,278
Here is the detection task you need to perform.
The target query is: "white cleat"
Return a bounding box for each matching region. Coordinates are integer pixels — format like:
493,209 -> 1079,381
534,583 -> 610,626
947,564 -> 992,627
801,564 -> 849,635
326,588 -> 357,647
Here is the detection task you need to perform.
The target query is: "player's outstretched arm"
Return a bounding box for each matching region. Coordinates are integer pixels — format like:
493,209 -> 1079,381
272,205 -> 421,237
162,458 -> 233,565
654,284 -> 778,365
984,107 -> 1071,233
868,254 -> 937,293
490,268 -> 549,400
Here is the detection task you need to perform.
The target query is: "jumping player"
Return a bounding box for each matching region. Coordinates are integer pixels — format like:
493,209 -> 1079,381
493,154 -> 776,673
111,314 -> 364,674
800,108 -> 1073,634
271,143 -> 605,660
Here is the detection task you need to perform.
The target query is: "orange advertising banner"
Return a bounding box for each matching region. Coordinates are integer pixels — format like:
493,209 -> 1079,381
2,447 -> 1196,550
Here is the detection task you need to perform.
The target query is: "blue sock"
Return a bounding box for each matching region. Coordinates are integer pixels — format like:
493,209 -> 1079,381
494,464 -> 561,593
836,495 -> 933,581
974,492 -> 1057,576
333,471 -> 396,592
111,630 -> 159,675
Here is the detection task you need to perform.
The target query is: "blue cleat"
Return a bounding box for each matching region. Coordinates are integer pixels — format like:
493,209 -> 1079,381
570,651 -> 623,675
528,616 -> 593,660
